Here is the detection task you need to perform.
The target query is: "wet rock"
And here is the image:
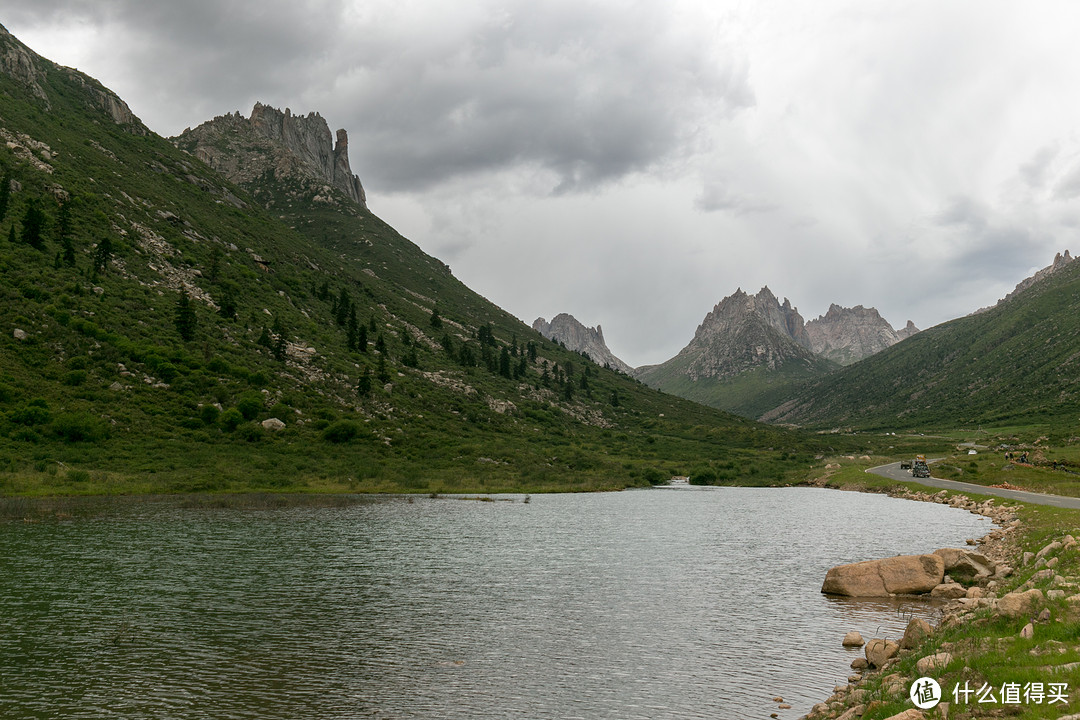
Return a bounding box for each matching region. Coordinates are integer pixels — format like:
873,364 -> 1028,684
822,554 -> 944,597
930,582 -> 967,599
842,631 -> 865,647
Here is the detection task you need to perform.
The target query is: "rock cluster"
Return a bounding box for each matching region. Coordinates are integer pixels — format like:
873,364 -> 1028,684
801,490 -> 1080,720
532,314 -> 632,373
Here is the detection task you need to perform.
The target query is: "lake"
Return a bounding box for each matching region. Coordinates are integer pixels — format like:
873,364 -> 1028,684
0,487 -> 992,719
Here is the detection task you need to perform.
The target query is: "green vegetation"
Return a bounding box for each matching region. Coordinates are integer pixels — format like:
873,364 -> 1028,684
0,33 -> 843,497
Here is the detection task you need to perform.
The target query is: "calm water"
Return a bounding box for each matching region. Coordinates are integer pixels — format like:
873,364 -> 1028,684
0,487 -> 992,720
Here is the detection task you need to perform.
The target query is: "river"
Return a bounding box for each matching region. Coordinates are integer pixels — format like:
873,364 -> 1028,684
0,486 -> 992,719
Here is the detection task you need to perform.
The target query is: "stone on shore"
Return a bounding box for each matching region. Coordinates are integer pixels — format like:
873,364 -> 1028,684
882,711 -> 925,720
842,631 -> 865,647
822,554 -> 944,596
930,581 -> 967,599
996,588 -> 1044,619
915,652 -> 953,674
933,547 -> 995,578
900,617 -> 932,649
864,638 -> 899,668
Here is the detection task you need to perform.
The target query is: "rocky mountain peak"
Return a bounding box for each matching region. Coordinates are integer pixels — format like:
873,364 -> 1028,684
0,23 -> 147,134
532,313 -> 632,373
174,103 -> 366,207
804,304 -> 915,366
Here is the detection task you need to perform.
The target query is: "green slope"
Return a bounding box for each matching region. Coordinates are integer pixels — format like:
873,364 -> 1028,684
0,25 -> 834,495
763,259 -> 1080,431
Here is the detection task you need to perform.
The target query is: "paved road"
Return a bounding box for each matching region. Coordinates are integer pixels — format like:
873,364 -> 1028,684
866,461 -> 1080,510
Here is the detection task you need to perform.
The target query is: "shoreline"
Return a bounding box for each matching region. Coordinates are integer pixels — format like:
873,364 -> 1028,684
798,479 -> 1078,720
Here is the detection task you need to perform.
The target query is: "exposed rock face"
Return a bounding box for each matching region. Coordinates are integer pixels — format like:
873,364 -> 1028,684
976,250 -> 1076,313
174,103 -> 367,208
637,286 -> 822,383
805,304 -> 918,365
821,554 -> 944,596
532,313 -> 632,373
0,23 -> 147,134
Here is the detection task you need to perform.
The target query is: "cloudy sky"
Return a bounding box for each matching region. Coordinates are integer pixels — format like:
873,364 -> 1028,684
7,1 -> 1080,366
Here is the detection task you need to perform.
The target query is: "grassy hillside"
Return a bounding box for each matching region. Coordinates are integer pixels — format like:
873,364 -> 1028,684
763,258 -> 1080,432
0,27 -> 844,496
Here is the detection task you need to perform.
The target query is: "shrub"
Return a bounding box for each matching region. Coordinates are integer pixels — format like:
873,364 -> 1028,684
237,391 -> 264,420
642,468 -> 666,485
63,370 -> 88,386
323,420 -> 359,443
236,424 -> 264,443
53,412 -> 108,443
219,408 -> 244,431
200,405 -> 220,425
10,403 -> 51,426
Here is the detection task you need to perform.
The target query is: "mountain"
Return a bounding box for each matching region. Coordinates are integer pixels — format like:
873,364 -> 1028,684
634,287 -> 837,418
762,252 -> 1080,429
175,103 -> 366,207
0,23 -> 819,494
804,304 -> 918,366
532,314 -> 633,373
974,250 -> 1075,313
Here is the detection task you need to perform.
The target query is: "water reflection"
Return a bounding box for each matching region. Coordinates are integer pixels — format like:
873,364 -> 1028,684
0,488 -> 992,720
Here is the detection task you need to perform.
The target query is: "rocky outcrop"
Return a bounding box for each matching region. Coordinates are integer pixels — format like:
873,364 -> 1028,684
804,304 -> 917,365
0,23 -> 147,134
976,250 -> 1076,313
532,313 -> 632,373
821,554 -> 944,596
174,103 -> 367,208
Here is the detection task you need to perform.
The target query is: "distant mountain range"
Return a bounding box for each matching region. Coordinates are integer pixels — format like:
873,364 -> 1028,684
531,314 -> 633,374
541,288 -> 916,417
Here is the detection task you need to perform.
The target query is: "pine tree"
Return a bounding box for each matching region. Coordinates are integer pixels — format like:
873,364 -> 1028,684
335,288 -> 351,326
7,225 -> 15,245
0,170 -> 10,222
430,307 -> 443,329
499,346 -> 512,378
271,317 -> 287,361
257,326 -> 272,348
357,367 -> 372,397
92,236 -> 112,275
357,323 -> 368,353
218,291 -> 237,320
20,199 -> 46,250
175,291 -> 197,342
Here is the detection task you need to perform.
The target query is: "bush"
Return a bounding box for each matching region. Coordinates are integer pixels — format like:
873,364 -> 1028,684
237,391 -> 264,420
219,408 -> 244,431
53,412 -> 108,443
10,403 -> 51,426
642,468 -> 666,485
323,420 -> 359,443
200,404 -> 220,425
63,370 -> 88,386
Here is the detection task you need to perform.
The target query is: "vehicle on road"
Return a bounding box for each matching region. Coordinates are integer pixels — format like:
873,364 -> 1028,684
911,454 -> 930,478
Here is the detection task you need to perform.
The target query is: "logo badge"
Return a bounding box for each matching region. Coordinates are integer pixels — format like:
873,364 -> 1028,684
911,677 -> 942,709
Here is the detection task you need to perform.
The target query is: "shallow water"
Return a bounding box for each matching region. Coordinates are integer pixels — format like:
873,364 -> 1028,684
0,487 -> 992,719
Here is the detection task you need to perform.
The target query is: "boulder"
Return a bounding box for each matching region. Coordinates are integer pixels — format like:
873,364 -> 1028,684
822,554 -> 944,596
933,547 -> 994,578
930,582 -> 967,599
261,417 -> 286,431
882,711 -> 925,720
865,638 -> 899,668
1035,540 -> 1062,560
915,652 -> 953,674
1020,622 -> 1034,639
842,631 -> 865,647
900,617 -> 932,649
13,328 -> 27,340
996,588 -> 1044,619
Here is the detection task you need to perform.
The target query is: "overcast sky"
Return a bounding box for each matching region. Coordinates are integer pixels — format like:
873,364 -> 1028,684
7,1 -> 1080,366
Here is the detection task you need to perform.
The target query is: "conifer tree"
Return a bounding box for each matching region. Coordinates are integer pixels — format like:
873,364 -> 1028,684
357,323 -> 368,353
429,307 -> 443,329
499,346 -> 512,378
20,199 -> 46,250
92,236 -> 112,275
271,316 -> 287,361
0,170 -> 11,223
357,367 -> 372,396
175,291 -> 197,342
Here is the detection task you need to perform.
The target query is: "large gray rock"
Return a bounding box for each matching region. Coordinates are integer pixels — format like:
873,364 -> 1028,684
822,554 -> 945,596
805,304 -> 917,366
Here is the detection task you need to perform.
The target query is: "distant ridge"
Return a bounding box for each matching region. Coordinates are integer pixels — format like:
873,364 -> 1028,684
974,250 -> 1075,314
805,304 -> 917,366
